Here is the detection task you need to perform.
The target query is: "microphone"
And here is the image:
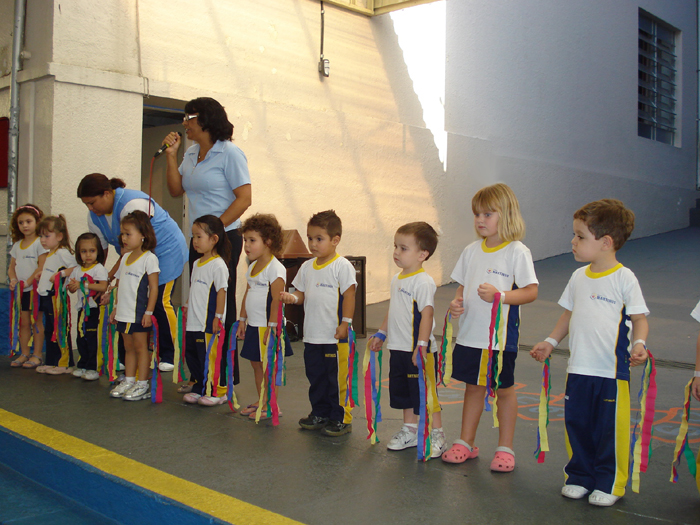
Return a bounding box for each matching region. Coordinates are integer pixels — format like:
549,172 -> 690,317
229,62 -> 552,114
154,132 -> 182,158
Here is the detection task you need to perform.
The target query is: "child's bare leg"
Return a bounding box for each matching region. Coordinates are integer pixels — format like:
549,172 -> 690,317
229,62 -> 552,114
460,384 -> 487,445
19,311 -> 31,356
32,312 -> 44,357
495,386 -> 517,449
432,411 -> 443,429
133,332 -> 150,381
123,333 -> 136,377
251,361 -> 264,400
404,408 -> 417,425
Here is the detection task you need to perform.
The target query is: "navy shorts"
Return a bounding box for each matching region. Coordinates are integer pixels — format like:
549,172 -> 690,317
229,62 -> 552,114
388,350 -> 441,415
451,344 -> 517,389
21,290 -> 31,311
116,321 -> 151,334
240,325 -> 293,362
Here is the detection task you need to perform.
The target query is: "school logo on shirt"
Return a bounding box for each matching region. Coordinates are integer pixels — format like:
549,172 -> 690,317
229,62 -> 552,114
590,293 -> 616,305
486,268 -> 510,278
399,287 -> 412,297
126,271 -> 141,278
316,282 -> 334,289
195,279 -> 208,286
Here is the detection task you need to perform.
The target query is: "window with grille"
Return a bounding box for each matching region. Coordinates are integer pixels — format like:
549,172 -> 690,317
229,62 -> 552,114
638,11 -> 678,145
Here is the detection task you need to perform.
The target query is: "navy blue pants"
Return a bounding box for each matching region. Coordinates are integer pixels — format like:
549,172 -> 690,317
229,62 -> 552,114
76,307 -> 100,371
304,343 -> 351,423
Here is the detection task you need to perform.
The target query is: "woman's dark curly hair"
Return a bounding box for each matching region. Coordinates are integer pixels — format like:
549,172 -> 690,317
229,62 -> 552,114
241,214 -> 284,258
184,97 -> 234,143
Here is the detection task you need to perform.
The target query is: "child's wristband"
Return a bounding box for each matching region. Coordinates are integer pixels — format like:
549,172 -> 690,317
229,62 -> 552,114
145,310 -> 153,316
544,337 -> 559,348
372,330 -> 387,342
694,370 -> 700,378
499,291 -> 506,303
632,339 -> 647,348
238,317 -> 246,322
292,294 -> 299,304
342,317 -> 352,324
215,313 -> 224,320
268,322 -> 278,327
417,340 -> 429,348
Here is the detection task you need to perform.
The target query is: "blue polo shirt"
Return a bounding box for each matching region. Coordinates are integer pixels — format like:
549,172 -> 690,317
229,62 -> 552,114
179,140 -> 251,231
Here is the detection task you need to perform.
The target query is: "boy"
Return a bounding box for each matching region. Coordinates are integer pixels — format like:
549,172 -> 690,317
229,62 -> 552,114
281,210 -> 357,436
369,222 -> 446,458
531,199 -> 649,507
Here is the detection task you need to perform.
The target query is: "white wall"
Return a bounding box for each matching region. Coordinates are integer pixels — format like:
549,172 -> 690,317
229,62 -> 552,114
446,0 -> 699,260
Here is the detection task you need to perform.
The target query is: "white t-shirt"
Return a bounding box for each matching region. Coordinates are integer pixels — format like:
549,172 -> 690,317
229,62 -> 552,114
386,269 -> 437,353
71,263 -> 109,310
186,255 -> 229,333
451,240 -> 538,351
37,249 -> 76,296
559,264 -> 649,380
691,301 -> 700,323
87,199 -> 152,250
115,251 -> 160,323
10,238 -> 48,291
245,256 -> 286,328
292,255 -> 357,344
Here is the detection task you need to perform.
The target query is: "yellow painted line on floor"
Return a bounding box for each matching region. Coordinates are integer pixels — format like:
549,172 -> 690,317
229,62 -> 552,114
0,408 -> 303,525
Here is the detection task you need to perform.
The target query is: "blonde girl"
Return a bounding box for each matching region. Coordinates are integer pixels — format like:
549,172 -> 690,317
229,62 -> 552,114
109,211 -> 160,401
182,215 -> 231,406
8,204 -> 46,368
36,215 -> 76,374
442,183 -> 539,472
237,213 -> 292,420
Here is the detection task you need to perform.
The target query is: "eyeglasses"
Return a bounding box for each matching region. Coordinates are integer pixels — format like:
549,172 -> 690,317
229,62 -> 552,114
183,114 -> 198,122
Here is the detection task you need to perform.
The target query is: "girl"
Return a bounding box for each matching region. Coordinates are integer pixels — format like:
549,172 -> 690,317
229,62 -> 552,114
65,233 -> 109,380
442,183 -> 538,472
8,204 -> 47,368
36,215 -> 77,374
183,215 -> 231,406
237,213 -> 292,420
109,211 -> 160,401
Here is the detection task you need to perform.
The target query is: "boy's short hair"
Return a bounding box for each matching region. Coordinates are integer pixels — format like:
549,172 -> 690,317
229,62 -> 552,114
396,222 -> 438,260
574,199 -> 635,251
308,210 -> 342,239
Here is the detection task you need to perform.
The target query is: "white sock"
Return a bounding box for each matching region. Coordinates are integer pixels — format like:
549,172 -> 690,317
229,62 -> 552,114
125,377 -> 136,384
405,423 -> 418,433
136,380 -> 148,387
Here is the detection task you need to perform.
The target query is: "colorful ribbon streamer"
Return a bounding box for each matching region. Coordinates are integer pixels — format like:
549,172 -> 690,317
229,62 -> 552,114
51,273 -> 72,366
29,285 -> 39,349
344,324 -> 359,409
629,350 -> 657,493
534,357 -> 551,463
485,293 -> 506,427
226,321 -> 240,412
103,289 -> 120,381
202,324 -> 225,399
10,281 -> 23,355
150,317 -> 163,403
363,341 -> 383,444
172,307 -> 188,383
671,377 -> 697,484
438,310 -> 454,386
416,346 -> 433,462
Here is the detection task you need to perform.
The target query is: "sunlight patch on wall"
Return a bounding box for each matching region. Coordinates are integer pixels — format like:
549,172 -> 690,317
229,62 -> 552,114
390,1 -> 447,170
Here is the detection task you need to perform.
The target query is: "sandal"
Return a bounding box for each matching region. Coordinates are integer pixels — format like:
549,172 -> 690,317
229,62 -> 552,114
177,382 -> 194,393
10,355 -> 30,368
490,446 -> 515,472
22,356 -> 43,369
250,409 -> 282,420
441,439 -> 479,463
240,404 -> 259,416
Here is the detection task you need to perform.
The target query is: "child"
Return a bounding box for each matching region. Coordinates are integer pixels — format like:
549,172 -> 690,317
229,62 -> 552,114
109,211 -> 160,401
65,233 -> 109,380
443,183 -> 538,472
183,215 -> 231,406
369,222 -> 446,457
531,199 -> 649,507
35,215 -> 77,374
692,302 -> 700,403
280,210 -> 357,436
8,204 -> 47,368
237,213 -> 293,419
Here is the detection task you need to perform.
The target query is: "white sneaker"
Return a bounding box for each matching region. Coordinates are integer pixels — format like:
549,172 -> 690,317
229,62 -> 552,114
387,426 -> 418,451
72,368 -> 86,378
110,381 -> 134,398
561,485 -> 589,499
430,429 -> 447,458
158,362 -> 174,372
123,382 -> 151,401
83,370 -> 100,381
588,490 -> 620,507
116,374 -> 126,383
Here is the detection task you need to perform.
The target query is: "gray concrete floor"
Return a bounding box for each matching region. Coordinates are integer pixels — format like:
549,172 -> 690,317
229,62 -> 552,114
1,229 -> 700,524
